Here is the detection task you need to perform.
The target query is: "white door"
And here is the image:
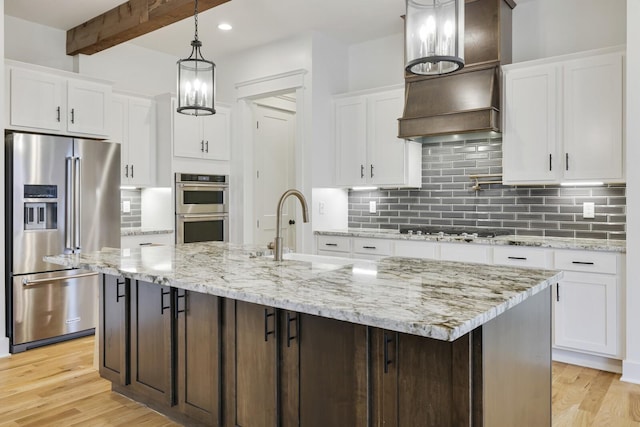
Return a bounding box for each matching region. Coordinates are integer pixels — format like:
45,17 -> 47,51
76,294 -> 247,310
562,52 -> 624,182
334,96 -> 367,186
127,97 -> 155,187
67,79 -> 111,137
254,104 -> 296,249
10,68 -> 65,132
109,95 -> 129,184
502,64 -> 560,185
367,89 -> 406,186
173,113 -> 203,159
554,272 -> 618,357
202,106 -> 231,161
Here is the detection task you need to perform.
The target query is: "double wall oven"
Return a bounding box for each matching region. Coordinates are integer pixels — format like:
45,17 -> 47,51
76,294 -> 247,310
175,173 -> 229,243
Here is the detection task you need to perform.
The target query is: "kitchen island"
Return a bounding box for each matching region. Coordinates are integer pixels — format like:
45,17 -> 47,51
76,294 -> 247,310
45,242 -> 562,427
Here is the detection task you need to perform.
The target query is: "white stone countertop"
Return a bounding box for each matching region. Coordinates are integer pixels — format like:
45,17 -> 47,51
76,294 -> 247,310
315,229 -> 626,253
121,227 -> 174,237
44,242 -> 562,342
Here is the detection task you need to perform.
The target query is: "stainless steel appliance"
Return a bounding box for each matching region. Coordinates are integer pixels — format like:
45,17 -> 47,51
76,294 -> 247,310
175,173 -> 228,243
5,132 -> 120,352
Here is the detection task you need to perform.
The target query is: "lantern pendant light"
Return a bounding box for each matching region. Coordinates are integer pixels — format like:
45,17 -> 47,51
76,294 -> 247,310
177,0 -> 216,115
405,0 -> 465,76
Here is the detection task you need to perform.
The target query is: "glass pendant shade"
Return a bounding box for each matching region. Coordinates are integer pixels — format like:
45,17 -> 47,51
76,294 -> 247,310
405,0 -> 465,76
177,40 -> 216,116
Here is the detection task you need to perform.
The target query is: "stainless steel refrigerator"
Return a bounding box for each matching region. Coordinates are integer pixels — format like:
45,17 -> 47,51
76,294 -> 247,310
5,132 -> 120,352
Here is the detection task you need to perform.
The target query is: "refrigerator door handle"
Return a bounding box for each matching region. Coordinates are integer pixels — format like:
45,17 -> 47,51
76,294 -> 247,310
22,271 -> 98,286
65,157 -> 74,251
74,157 -> 82,252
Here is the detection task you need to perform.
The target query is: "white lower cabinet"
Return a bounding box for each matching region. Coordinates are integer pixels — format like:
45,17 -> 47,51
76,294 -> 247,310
394,240 -> 438,260
121,233 -> 175,248
552,250 -> 621,358
351,238 -> 392,260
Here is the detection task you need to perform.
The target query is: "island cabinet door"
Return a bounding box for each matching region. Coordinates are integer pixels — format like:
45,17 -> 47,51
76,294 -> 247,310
291,313 -> 368,427
371,329 -> 476,427
129,280 -> 173,406
99,274 -> 129,386
176,290 -> 221,425
227,300 -> 278,427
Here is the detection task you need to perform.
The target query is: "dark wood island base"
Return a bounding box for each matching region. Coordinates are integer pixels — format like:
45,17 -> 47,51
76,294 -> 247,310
99,274 -> 551,427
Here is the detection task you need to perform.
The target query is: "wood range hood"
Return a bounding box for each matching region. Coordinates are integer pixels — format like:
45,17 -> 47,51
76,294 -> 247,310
399,0 -> 516,142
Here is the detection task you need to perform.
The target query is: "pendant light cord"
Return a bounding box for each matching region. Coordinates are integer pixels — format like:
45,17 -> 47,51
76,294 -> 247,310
194,0 -> 199,42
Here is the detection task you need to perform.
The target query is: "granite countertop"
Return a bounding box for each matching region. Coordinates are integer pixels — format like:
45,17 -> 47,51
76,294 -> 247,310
44,242 -> 561,342
315,229 -> 626,253
121,227 -> 174,237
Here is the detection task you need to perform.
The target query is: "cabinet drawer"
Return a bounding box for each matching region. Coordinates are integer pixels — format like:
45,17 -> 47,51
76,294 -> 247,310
317,236 -> 351,253
352,238 -> 392,256
493,246 -> 551,269
440,243 -> 490,264
554,250 -> 617,274
394,240 -> 438,260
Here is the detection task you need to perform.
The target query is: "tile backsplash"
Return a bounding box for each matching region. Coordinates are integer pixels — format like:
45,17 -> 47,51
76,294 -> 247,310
121,189 -> 142,228
348,137 -> 626,240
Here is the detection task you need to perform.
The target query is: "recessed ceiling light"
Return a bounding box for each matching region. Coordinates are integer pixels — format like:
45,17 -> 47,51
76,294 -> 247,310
218,23 -> 232,31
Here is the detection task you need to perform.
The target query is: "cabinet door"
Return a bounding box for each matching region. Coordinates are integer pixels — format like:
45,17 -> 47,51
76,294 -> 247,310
109,96 -> 129,184
202,106 -> 231,160
563,52 -> 624,182
9,68 -> 65,132
371,329 -> 473,426
176,290 -> 221,425
367,90 -> 407,186
130,281 -> 173,405
98,274 -> 129,386
233,300 -> 278,427
127,97 -> 155,187
173,113 -> 204,159
293,314 -> 368,427
554,272 -> 619,357
67,79 -> 111,137
503,64 -> 560,184
335,96 -> 367,186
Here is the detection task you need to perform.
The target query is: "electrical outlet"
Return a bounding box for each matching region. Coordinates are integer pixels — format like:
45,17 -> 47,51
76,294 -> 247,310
319,201 -> 325,215
583,202 -> 595,219
122,200 -> 131,213
369,201 -> 377,214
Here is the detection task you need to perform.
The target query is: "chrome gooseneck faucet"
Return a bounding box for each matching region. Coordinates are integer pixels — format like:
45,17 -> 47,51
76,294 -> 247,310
274,189 -> 309,261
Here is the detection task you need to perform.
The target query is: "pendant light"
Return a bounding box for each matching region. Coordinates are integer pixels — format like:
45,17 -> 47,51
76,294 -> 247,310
405,0 -> 465,76
177,0 -> 216,116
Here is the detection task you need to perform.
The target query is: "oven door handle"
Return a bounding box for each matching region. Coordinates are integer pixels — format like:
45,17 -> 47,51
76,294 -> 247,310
177,183 -> 228,190
177,213 -> 228,221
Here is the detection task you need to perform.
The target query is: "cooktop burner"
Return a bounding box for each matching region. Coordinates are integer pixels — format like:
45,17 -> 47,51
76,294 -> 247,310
398,226 -> 510,238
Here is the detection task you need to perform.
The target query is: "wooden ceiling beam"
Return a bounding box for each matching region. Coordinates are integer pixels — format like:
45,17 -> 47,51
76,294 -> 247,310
66,0 -> 230,56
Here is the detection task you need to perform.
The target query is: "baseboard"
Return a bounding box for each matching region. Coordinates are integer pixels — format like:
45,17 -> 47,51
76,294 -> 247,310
621,360 -> 640,384
552,348 -> 622,373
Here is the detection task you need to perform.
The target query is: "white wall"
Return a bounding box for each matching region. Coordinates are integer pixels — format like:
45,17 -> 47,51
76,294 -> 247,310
0,0 -> 9,358
76,44 -> 176,96
4,16 -> 74,71
141,188 -> 173,230
348,33 -> 404,91
623,1 -> 640,384
512,0 -> 626,63
311,188 -> 348,231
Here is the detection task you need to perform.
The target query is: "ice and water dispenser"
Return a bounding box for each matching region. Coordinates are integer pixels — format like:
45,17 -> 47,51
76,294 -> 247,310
23,185 -> 57,230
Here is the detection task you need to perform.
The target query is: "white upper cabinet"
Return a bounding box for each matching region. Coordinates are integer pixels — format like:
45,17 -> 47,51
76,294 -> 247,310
173,106 -> 231,161
562,53 -> 624,182
503,64 -> 559,185
109,94 -> 156,187
334,87 -> 421,188
503,49 -> 625,185
7,61 -> 112,139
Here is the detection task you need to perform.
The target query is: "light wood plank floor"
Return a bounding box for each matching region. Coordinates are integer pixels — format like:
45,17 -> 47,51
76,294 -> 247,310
1,337 -> 640,426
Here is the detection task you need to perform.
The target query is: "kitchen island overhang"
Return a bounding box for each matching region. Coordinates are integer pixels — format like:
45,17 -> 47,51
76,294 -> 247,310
45,242 -> 562,426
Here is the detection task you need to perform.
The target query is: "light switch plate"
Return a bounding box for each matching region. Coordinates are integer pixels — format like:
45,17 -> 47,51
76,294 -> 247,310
583,202 -> 595,219
369,201 -> 376,214
318,201 -> 325,215
122,200 -> 131,213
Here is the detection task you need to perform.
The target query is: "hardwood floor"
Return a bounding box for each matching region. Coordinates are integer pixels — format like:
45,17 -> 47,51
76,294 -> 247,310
1,337 -> 640,426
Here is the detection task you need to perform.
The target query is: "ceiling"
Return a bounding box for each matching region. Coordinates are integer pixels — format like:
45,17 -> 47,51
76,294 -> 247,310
5,0 -> 406,59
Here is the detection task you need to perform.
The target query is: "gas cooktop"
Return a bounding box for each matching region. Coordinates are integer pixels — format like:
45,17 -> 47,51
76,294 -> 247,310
398,226 -> 511,239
